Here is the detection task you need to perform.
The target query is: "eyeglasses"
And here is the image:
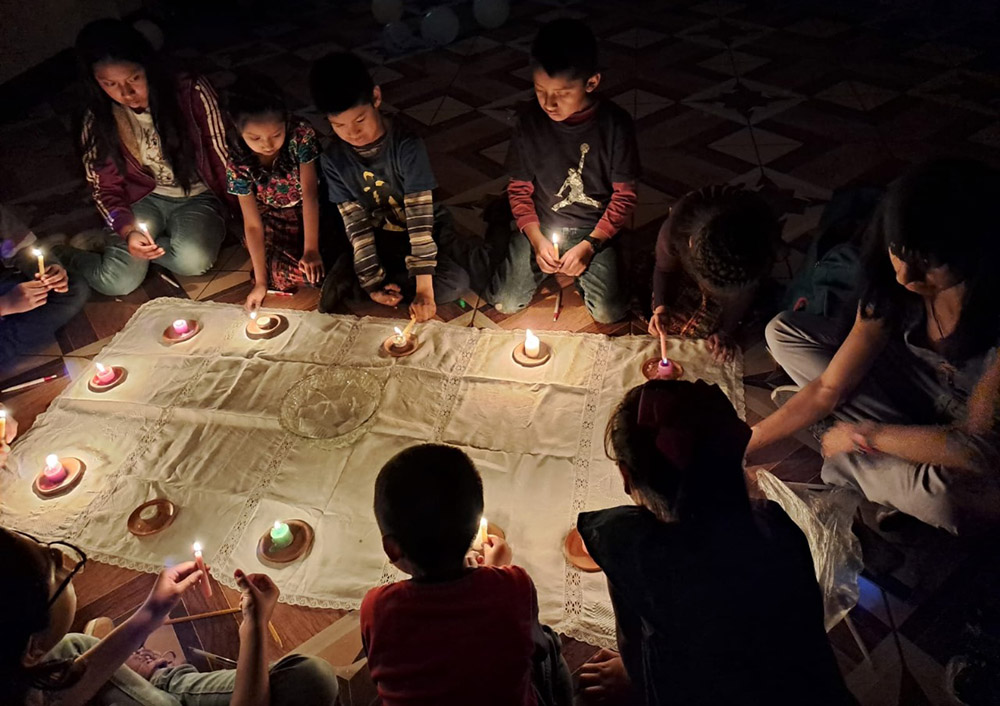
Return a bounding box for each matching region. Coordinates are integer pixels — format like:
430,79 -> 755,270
14,530 -> 87,608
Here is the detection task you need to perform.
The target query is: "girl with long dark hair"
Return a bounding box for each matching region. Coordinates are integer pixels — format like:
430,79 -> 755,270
749,158 -> 1000,535
0,527 -> 338,706
224,80 -> 326,311
60,19 -> 230,296
575,380 -> 850,705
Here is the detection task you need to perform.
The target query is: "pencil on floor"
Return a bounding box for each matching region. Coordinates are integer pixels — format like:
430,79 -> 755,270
553,289 -> 562,321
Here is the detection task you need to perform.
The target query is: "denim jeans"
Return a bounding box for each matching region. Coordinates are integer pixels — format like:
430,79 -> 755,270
0,268 -> 89,370
766,310 -> 1000,535
485,226 -> 627,324
36,634 -> 339,706
66,192 -> 225,296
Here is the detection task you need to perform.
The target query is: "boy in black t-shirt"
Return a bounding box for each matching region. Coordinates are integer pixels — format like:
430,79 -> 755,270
310,52 -> 470,321
485,19 -> 639,324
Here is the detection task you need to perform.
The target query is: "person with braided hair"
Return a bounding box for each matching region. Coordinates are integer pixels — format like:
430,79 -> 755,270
650,186 -> 779,362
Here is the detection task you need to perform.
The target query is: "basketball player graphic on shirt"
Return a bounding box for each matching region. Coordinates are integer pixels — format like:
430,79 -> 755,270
552,143 -> 602,212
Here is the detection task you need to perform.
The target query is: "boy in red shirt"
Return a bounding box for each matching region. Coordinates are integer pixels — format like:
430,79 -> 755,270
361,444 -> 572,706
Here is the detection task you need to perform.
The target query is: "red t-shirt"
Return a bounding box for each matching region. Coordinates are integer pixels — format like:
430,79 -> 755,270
360,565 -> 539,706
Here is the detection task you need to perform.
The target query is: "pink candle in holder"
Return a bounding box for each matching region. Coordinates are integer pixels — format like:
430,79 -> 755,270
657,358 -> 676,378
172,319 -> 190,335
44,454 -> 67,484
93,362 -> 116,385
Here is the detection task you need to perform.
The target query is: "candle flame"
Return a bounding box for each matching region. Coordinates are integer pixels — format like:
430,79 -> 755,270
138,222 -> 149,233
525,329 -> 539,347
551,233 -> 559,246
96,362 -> 107,373
192,541 -> 203,554
32,248 -> 43,257
480,517 -> 488,531
250,310 -> 258,320
273,520 -> 282,530
394,326 -> 403,336
0,409 -> 6,419
45,454 -> 59,469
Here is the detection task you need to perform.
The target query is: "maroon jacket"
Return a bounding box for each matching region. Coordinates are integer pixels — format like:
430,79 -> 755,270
81,74 -> 233,236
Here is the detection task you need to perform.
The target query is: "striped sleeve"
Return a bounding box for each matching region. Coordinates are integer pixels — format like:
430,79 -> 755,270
193,76 -> 229,172
81,111 -> 133,235
337,201 -> 385,292
402,190 -> 437,277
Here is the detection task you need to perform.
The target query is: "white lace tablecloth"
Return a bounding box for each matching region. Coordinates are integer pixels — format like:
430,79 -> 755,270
0,299 -> 744,648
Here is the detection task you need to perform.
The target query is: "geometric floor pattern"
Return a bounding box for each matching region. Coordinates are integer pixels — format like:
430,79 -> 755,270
3,1 -> 1000,703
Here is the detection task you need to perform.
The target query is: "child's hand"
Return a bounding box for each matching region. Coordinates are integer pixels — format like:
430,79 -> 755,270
126,229 -> 165,260
235,569 -> 280,628
533,238 -> 561,274
409,291 -> 436,322
370,283 -> 403,307
37,264 -> 69,293
648,307 -> 669,338
706,332 -> 737,363
578,648 -> 632,704
140,561 -> 205,624
298,250 -> 325,286
558,241 -> 593,277
0,281 -> 47,315
482,535 -> 513,567
245,283 -> 267,312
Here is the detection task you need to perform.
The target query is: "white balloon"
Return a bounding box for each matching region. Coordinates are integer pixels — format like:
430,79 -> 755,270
132,19 -> 164,51
420,6 -> 460,46
372,0 -> 404,25
473,0 -> 509,29
383,21 -> 412,53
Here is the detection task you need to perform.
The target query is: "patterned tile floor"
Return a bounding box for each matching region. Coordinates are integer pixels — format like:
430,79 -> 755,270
3,1 -> 1000,703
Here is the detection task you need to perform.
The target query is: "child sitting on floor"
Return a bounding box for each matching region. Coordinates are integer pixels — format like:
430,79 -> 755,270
485,18 -> 639,324
576,380 -> 852,706
225,80 -> 326,311
650,186 -> 778,362
362,444 -> 572,706
309,52 -> 470,321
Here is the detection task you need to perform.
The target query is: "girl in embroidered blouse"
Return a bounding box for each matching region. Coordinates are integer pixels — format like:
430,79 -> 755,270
225,82 -> 324,311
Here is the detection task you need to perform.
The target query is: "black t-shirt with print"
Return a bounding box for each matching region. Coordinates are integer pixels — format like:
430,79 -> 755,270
507,98 -> 639,232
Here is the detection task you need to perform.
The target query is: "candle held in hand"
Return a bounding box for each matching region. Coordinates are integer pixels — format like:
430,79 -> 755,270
138,221 -> 149,235
94,362 -> 116,385
32,248 -> 45,278
44,454 -> 67,483
172,319 -> 189,335
192,542 -> 213,598
270,521 -> 293,549
551,232 -> 560,259
524,329 -> 540,359
477,517 -> 489,551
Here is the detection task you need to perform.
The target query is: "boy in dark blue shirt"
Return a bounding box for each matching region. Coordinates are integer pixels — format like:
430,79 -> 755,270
485,19 -> 639,324
310,52 -> 470,321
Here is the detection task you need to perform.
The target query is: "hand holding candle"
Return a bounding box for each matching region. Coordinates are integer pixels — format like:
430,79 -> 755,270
476,516 -> 489,552
402,315 -> 417,338
552,232 -> 560,259
192,542 -> 213,598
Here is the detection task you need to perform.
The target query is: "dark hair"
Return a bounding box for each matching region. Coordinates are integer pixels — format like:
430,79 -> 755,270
309,52 -> 375,115
223,77 -> 290,163
605,380 -> 752,523
859,158 -> 1000,362
76,19 -> 197,193
670,186 -> 779,295
530,19 -> 599,81
0,529 -> 79,704
374,444 -> 483,575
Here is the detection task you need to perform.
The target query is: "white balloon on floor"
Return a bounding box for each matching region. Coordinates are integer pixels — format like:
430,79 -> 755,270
473,0 -> 509,29
372,0 -> 404,24
420,6 -> 460,46
133,19 -> 164,51
383,20 -> 413,53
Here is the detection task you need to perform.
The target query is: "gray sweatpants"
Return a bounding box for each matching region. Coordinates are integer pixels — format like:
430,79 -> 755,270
766,310 -> 1000,536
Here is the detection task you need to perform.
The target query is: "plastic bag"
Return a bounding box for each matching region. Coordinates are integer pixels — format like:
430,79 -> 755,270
756,470 -> 864,631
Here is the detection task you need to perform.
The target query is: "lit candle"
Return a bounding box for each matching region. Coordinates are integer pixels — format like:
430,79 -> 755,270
249,310 -> 258,320
392,326 -> 406,348
524,329 -> 540,359
270,521 -> 293,549
657,359 -> 675,378
0,409 -> 6,442
32,248 -> 45,278
476,517 -> 489,551
138,221 -> 149,235
551,233 -> 560,259
257,315 -> 275,329
93,362 -> 116,385
44,454 -> 67,484
660,334 -> 669,364
172,319 -> 189,335
402,315 -> 417,338
192,542 -> 213,598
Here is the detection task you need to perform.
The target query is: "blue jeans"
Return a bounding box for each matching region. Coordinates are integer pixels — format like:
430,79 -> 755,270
485,227 -> 627,324
67,192 -> 225,296
0,268 -> 89,370
38,634 -> 339,706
